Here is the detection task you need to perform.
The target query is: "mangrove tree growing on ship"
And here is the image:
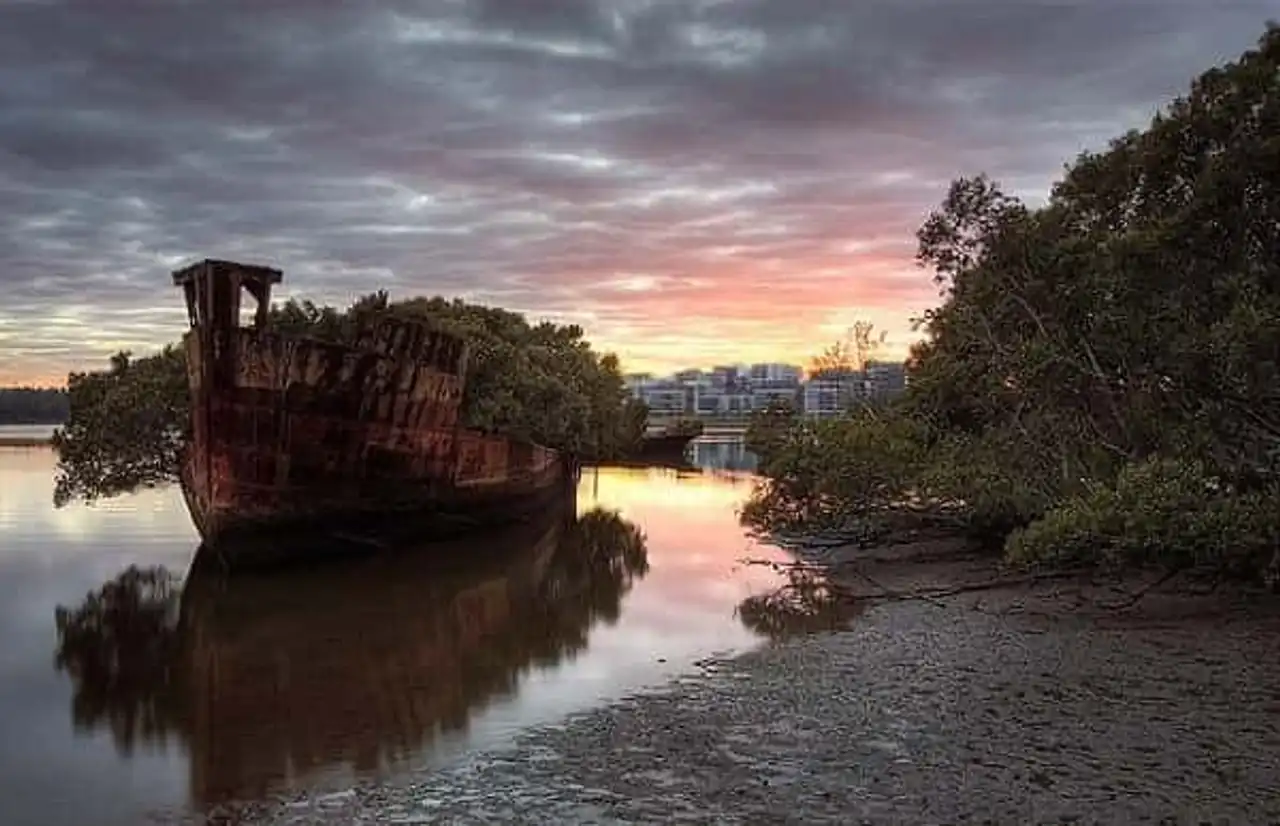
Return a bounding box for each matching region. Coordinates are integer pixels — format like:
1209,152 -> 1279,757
52,293 -> 646,505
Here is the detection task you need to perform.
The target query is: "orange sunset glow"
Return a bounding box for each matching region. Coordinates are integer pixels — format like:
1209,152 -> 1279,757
0,3 -> 1268,386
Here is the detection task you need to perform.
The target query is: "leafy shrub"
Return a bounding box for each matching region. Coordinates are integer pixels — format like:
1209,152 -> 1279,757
740,407 -> 929,536
1006,458 -> 1280,578
915,429 -> 1064,540
743,398 -> 799,462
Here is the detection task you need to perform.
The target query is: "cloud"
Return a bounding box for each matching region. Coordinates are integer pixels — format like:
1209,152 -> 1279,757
0,0 -> 1274,383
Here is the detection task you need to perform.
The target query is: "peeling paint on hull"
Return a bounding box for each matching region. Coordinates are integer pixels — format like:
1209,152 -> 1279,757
172,258 -> 572,570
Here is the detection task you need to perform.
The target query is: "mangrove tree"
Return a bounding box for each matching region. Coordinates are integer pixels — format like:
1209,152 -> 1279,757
746,23 -> 1280,584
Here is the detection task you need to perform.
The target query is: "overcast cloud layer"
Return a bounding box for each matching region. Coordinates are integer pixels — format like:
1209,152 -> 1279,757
1,0 -> 1276,383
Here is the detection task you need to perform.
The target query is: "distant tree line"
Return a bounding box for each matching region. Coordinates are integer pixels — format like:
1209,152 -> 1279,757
0,387 -> 69,424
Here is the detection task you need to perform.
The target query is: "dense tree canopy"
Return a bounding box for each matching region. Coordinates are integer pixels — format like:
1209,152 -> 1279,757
53,293 -> 646,504
746,24 -> 1280,584
53,348 -> 188,504
0,387 -> 69,424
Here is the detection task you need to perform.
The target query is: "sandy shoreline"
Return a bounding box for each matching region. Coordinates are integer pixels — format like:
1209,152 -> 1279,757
167,578 -> 1280,825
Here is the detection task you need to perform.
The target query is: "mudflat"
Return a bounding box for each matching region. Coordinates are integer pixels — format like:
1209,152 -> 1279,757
159,536 -> 1280,825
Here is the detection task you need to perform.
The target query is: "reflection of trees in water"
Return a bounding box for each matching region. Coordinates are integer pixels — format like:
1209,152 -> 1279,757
541,508 -> 649,626
735,564 -> 863,640
54,566 -> 184,754
51,505 -> 648,805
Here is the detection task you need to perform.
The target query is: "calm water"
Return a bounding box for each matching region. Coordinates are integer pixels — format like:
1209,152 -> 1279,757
690,435 -> 758,472
0,440 -> 791,826
0,423 -> 58,440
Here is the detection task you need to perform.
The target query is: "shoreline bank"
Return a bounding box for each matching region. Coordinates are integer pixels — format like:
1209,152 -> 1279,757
776,525 -> 1280,625
0,436 -> 52,447
169,546 -> 1280,825
123,517 -> 1280,824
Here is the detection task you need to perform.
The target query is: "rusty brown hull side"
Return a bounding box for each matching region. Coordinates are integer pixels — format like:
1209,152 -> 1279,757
180,325 -> 572,568
181,452 -> 577,571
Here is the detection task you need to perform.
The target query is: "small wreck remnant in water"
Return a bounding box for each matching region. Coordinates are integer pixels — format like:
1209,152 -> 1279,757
174,259 -> 574,568
636,417 -> 704,463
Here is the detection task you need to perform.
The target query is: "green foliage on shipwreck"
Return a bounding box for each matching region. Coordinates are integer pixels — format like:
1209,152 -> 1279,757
745,24 -> 1280,584
53,293 -> 647,505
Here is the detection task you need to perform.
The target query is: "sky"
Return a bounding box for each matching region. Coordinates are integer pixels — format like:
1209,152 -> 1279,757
0,1 -> 1276,386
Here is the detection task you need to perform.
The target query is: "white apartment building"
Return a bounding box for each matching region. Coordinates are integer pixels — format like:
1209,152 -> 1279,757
748,362 -> 803,385
631,361 -> 903,419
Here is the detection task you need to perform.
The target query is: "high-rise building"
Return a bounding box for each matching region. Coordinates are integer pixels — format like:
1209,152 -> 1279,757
802,378 -> 849,417
627,359 -> 903,419
748,363 -> 803,385
673,368 -> 704,383
709,365 -> 743,390
866,361 -> 907,399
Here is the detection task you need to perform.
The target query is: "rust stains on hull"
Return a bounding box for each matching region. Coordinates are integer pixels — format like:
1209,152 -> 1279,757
172,259 -> 572,568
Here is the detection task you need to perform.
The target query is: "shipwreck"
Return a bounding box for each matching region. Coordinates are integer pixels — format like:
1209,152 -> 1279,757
635,417 -> 704,464
173,258 -> 577,568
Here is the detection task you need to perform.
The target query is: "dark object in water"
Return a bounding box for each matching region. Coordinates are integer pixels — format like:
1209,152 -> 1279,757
172,259 -> 576,569
608,456 -> 702,473
635,417 -> 704,463
53,492 -> 651,806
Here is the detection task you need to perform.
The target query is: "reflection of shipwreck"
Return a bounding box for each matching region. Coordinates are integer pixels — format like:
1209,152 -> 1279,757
53,498 -> 648,807
173,259 -> 575,568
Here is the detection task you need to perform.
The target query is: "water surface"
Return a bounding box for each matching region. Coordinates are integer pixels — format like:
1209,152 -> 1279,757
0,443 -> 791,826
690,435 -> 758,472
0,423 -> 58,441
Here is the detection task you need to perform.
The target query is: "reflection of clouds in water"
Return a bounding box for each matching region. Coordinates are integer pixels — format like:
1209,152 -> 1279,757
51,506 -> 650,805
616,445 -> 860,642
579,464 -> 789,644
9,456 -> 794,823
516,464 -> 792,750
0,447 -> 195,551
0,449 -> 193,826
583,466 -> 748,510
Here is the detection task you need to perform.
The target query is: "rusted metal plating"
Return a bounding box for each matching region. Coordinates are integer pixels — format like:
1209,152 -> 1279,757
174,259 -> 564,547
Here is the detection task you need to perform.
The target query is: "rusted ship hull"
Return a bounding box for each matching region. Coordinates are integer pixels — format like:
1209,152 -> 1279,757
178,453 -> 578,570
172,259 -> 575,569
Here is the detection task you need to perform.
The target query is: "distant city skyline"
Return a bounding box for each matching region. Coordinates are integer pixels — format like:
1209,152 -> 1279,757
2,339 -> 905,391
625,356 -> 907,381
627,359 -> 907,418
0,4 -> 1270,386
